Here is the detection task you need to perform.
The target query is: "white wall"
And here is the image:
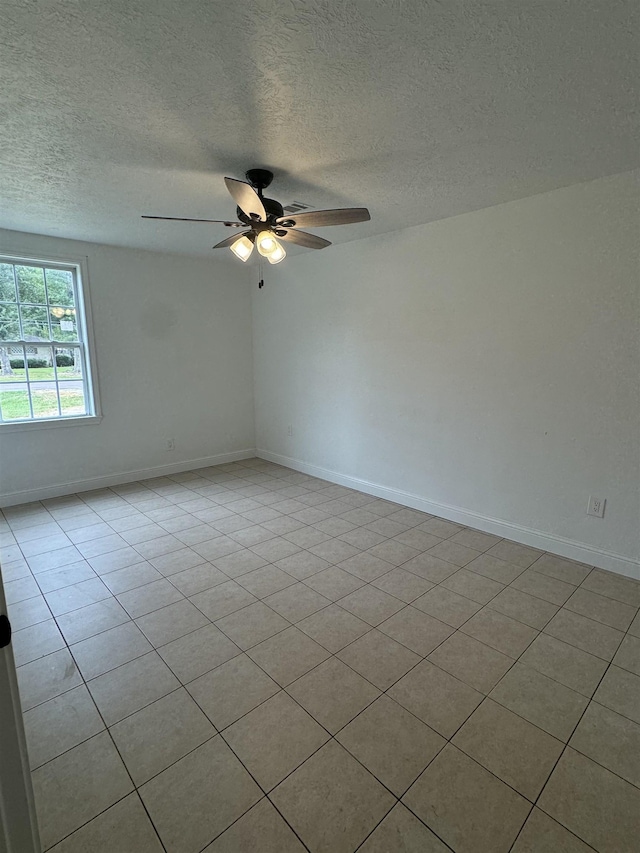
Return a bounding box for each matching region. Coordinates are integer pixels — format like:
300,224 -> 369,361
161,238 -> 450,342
253,171 -> 640,573
0,230 -> 255,503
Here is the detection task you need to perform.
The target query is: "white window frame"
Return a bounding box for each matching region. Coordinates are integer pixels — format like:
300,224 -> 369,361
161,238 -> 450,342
0,252 -> 102,431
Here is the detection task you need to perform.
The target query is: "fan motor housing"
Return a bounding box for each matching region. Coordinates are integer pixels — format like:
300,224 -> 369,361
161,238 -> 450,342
236,196 -> 284,225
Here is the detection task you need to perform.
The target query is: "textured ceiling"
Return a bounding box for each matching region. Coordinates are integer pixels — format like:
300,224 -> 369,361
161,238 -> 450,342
0,0 -> 638,258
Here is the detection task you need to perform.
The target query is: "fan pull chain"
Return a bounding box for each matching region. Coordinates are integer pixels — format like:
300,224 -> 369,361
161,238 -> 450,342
258,260 -> 265,289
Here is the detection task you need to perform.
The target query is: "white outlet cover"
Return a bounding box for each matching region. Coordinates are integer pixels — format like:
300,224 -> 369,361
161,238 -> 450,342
587,496 -> 606,518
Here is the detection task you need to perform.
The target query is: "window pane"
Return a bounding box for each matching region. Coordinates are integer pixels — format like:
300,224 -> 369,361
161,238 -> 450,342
55,346 -> 83,381
45,268 -> 75,307
0,304 -> 20,340
50,307 -> 79,341
16,266 -> 46,304
0,264 -> 17,301
1,345 -> 25,379
30,387 -> 61,419
0,388 -> 30,420
20,305 -> 51,340
59,384 -> 87,417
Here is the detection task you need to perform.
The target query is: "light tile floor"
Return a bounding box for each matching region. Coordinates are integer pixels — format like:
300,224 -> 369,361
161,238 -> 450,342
2,458 -> 639,852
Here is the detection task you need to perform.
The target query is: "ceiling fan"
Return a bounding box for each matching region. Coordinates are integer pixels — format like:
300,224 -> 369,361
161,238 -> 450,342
142,169 -> 370,264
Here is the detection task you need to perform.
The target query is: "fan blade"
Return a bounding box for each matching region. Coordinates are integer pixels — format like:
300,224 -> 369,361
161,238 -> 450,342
142,216 -> 244,225
212,231 -> 254,250
278,229 -> 331,249
275,208 -> 370,228
224,178 -> 267,221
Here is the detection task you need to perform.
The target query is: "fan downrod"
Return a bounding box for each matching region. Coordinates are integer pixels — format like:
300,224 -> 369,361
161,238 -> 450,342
245,169 -> 274,191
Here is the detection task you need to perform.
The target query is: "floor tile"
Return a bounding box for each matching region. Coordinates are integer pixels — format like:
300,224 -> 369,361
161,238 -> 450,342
337,628 -> 421,689
428,631 -> 513,693
251,537 -> 302,562
7,594 -> 52,630
56,597 -> 130,644
465,552 -> 524,584
23,684 -> 104,769
441,568 -> 504,604
490,661 -> 588,741
593,664 -> 640,724
412,585 -> 481,627
538,747 -> 640,853
190,579 -> 257,621
544,608 -> 624,661
371,567 -> 434,602
168,562 -> 227,596
338,584 -> 405,625
453,698 -> 563,800
212,548 -> 268,577
378,606 -> 453,655
393,528 -> 444,552
403,744 -> 531,853
237,564 -> 297,597
247,625 -> 329,686
337,552 -> 395,581
519,633 -> 608,697
337,694 -> 445,795
187,654 -> 280,730
613,633 -> 640,675
136,599 -> 209,646
44,577 -> 111,616
625,607 -> 640,637
274,550 -> 331,580
271,740 -> 395,853
427,540 -> 480,568
564,586 -> 637,630
358,802 -> 450,852
263,582 -> 331,622
71,620 -> 153,679
486,540 -> 543,568
224,691 -> 329,790
36,561 -> 96,593
460,607 -> 537,657
17,647 -> 82,710
287,656 -> 380,733
487,586 -> 558,629
338,527 -> 388,550
87,651 -> 180,725
27,545 -> 83,574
47,793 -> 164,853
580,568 -> 640,607
449,528 -> 503,553
511,569 -> 575,605
140,736 -> 262,853
401,552 -> 459,582
303,566 -> 366,600
297,603 -> 370,652
157,623 -> 241,683
100,561 -> 162,594
529,554 -> 592,586
308,538 -> 361,564
389,660 -> 483,738
215,601 -> 289,650
88,546 -> 145,575
110,688 -> 216,785
569,700 -> 640,787
12,619 -> 65,666
511,807 -> 595,853
117,577 -> 184,618
417,518 -> 464,539
203,798 -> 306,852
366,540 -> 420,567
32,731 -> 133,850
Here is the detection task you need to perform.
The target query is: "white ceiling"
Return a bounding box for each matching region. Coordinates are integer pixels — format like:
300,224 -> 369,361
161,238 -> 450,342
1,1 -> 638,258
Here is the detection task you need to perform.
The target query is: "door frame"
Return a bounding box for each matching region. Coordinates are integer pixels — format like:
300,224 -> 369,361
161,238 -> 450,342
0,569 -> 41,853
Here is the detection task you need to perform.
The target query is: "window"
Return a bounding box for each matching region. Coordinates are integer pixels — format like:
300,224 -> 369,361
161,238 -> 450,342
0,255 -> 98,425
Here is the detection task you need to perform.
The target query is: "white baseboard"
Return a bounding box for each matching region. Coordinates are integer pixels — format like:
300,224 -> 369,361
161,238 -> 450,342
0,449 -> 257,508
257,449 -> 640,580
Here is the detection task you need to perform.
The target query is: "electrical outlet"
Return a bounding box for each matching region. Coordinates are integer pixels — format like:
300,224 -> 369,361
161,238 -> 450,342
587,495 -> 606,518
166,438 -> 176,451
287,425 -> 293,437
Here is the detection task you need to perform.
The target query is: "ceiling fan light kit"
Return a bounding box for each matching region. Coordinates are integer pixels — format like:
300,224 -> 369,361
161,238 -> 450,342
142,169 -> 371,269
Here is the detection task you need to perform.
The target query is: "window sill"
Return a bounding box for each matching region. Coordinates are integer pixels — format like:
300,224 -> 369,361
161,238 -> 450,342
0,414 -> 103,433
